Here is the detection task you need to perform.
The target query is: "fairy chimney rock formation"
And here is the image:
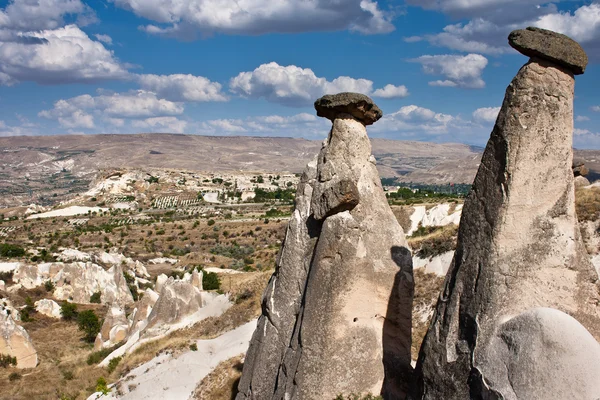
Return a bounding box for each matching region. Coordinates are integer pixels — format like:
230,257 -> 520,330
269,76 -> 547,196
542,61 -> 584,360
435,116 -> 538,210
415,28 -> 600,399
509,27 -> 588,74
237,93 -> 413,400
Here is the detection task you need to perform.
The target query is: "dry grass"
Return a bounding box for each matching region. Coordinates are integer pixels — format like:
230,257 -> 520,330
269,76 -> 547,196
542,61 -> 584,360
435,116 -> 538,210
408,225 -> 458,258
0,316 -> 106,400
576,187 -> 600,222
192,355 -> 244,400
391,206 -> 413,233
411,269 -> 445,360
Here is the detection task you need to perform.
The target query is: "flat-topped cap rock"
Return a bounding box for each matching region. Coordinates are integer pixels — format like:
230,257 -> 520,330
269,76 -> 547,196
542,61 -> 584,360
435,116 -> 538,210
508,27 -> 588,74
314,92 -> 382,125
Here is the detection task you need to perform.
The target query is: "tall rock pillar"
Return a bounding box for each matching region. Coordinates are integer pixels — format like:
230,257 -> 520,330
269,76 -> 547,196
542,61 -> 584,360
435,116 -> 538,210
414,27 -> 600,400
237,93 -> 414,399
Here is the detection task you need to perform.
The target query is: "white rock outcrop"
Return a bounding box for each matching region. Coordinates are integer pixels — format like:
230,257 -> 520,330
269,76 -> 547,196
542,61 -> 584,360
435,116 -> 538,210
0,309 -> 37,368
13,262 -> 133,305
34,299 -> 62,319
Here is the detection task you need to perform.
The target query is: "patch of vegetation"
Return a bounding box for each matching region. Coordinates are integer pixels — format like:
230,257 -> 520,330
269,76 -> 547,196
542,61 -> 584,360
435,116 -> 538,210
60,302 -> 78,321
107,356 -> 122,374
95,377 -> 111,395
77,310 -> 101,342
87,342 -> 123,365
61,370 -> 74,381
202,270 -> 221,291
210,244 -> 254,260
253,188 -> 295,203
146,175 -> 159,184
89,291 -> 102,304
8,372 -> 21,381
414,225 -> 458,259
0,243 -> 25,258
0,354 -> 17,368
576,187 -> 600,221
189,343 -> 198,351
19,296 -> 35,322
30,248 -> 56,262
44,280 -> 55,292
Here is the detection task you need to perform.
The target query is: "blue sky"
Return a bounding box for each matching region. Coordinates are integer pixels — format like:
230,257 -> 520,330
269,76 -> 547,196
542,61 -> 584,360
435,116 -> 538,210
1,0 -> 600,148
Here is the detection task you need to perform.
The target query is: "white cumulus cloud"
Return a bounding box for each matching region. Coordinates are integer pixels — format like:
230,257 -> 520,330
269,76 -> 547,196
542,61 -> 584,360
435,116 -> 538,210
137,74 -> 227,102
411,54 -> 488,89
230,62 -> 409,106
110,0 -> 394,38
472,106 -> 500,123
0,24 -> 129,85
372,84 -> 410,99
372,105 -> 456,135
404,3 -> 600,57
199,112 -> 329,138
39,91 -> 185,130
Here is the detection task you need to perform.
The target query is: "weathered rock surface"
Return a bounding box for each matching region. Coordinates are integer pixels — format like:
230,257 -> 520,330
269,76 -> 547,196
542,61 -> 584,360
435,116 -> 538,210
53,263 -> 133,305
95,305 -> 129,350
0,309 -> 37,368
509,27 -> 588,74
141,278 -> 208,338
314,92 -> 383,125
34,299 -> 62,319
13,262 -> 133,305
573,159 -> 589,177
237,93 -> 413,399
574,175 -> 591,188
415,31 -> 600,399
476,308 -> 600,400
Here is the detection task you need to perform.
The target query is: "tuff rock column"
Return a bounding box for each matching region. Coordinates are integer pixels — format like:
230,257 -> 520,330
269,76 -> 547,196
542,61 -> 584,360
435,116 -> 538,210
237,93 -> 414,400
414,27 -> 600,400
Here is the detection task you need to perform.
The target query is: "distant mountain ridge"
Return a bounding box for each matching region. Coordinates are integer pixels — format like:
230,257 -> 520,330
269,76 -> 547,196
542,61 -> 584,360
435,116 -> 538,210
1,133 -> 598,208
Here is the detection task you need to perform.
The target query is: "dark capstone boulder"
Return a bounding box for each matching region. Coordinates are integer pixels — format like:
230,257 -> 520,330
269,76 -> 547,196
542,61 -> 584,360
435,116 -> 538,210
508,27 -> 588,75
314,92 -> 383,125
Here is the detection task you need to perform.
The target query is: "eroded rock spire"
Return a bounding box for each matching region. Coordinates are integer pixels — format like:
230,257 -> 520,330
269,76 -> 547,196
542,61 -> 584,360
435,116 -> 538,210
237,93 -> 414,399
414,28 -> 600,399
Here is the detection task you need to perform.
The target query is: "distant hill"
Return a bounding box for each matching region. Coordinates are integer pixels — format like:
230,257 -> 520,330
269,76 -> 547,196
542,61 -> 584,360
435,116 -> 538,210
1,133 -> 597,208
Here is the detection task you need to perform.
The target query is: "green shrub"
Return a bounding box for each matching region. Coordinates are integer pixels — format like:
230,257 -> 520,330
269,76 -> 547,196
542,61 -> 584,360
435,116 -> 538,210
202,271 -> 221,291
95,377 -> 110,395
87,343 -> 123,365
19,296 -> 35,322
77,310 -> 101,342
8,372 -> 21,381
207,219 -> 215,226
62,370 -> 74,380
189,343 -> 198,351
0,354 -> 17,368
107,356 -> 122,373
44,280 -> 55,292
0,243 -> 25,258
60,302 -> 78,321
89,291 -> 102,304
